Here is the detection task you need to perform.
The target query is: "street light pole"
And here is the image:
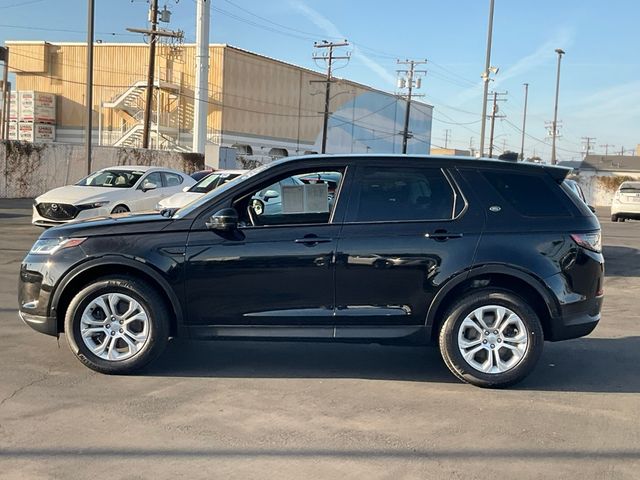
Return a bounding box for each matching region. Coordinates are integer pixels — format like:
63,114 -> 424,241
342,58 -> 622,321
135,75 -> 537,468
85,0 -> 95,175
479,0 -> 495,158
551,48 -> 565,165
519,83 -> 529,161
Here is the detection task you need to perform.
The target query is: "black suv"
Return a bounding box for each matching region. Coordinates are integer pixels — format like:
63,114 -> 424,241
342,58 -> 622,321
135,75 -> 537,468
18,155 -> 604,388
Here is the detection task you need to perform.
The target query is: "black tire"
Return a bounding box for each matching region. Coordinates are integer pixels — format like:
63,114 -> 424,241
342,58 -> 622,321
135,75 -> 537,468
64,276 -> 170,374
611,214 -> 618,222
620,217 -> 626,222
438,289 -> 544,388
111,204 -> 130,214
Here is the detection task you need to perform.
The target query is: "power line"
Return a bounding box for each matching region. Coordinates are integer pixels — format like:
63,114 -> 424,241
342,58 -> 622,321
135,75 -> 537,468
0,0 -> 45,9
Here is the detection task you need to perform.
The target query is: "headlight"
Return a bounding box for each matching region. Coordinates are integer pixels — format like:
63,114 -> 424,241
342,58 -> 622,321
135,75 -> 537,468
29,237 -> 87,255
77,201 -> 109,211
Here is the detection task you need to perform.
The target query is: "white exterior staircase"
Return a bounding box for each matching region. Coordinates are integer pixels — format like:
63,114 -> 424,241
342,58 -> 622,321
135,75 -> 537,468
102,77 -> 185,150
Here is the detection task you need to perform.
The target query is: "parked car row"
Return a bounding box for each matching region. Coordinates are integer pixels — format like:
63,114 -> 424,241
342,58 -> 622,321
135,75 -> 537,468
19,154 -> 604,389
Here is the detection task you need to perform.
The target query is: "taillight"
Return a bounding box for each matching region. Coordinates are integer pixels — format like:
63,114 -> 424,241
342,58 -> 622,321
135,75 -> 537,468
571,232 -> 601,253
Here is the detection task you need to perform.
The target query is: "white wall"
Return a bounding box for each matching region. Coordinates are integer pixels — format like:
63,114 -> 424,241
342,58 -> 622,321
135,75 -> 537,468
573,171 -> 640,206
0,141 -> 204,198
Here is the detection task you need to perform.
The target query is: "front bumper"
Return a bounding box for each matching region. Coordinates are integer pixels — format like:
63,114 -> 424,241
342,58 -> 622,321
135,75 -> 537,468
32,205 -> 111,227
19,311 -> 58,337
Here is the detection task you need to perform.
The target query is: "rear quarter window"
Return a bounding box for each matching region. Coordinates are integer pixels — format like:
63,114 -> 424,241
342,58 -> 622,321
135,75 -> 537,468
483,170 -> 571,217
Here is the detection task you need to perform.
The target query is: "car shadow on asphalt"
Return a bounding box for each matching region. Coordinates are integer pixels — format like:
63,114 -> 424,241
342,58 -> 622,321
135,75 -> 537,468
145,336 -> 640,393
147,339 -> 458,384
603,246 -> 640,277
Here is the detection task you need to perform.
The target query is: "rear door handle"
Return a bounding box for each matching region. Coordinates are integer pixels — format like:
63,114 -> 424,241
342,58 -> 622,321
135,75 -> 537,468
425,232 -> 463,240
294,237 -> 333,244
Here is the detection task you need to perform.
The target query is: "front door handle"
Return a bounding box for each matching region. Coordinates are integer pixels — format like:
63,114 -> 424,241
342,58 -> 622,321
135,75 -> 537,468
294,236 -> 333,245
425,231 -> 463,241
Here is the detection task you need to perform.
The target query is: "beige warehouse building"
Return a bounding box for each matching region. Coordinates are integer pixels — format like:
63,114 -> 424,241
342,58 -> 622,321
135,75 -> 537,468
5,41 -> 433,159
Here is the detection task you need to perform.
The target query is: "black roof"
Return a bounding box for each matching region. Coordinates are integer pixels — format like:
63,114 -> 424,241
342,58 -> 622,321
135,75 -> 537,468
275,154 -> 571,182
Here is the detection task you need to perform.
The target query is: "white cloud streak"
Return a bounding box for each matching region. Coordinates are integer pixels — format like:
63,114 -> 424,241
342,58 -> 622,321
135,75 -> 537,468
291,1 -> 397,87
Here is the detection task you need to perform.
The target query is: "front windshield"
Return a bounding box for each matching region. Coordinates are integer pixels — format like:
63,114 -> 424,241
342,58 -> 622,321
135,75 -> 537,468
189,172 -> 240,194
173,161 -> 283,219
76,170 -> 144,188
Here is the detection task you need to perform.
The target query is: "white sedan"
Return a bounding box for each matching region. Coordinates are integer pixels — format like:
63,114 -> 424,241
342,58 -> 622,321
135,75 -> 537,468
32,166 -> 196,227
156,169 -> 246,210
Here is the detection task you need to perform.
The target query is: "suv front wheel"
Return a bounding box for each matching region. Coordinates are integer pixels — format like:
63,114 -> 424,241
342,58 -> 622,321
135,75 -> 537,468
438,289 -> 544,388
64,276 -> 170,374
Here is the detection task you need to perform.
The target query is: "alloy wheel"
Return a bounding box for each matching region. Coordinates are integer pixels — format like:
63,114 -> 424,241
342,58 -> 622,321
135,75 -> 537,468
80,293 -> 150,361
457,305 -> 529,374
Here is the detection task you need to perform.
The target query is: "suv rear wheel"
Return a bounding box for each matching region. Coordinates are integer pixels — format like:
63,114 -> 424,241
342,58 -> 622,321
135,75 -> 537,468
438,289 -> 544,388
64,276 -> 169,374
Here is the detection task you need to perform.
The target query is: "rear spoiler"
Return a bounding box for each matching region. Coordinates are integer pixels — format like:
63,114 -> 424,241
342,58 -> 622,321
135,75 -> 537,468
542,165 -> 572,183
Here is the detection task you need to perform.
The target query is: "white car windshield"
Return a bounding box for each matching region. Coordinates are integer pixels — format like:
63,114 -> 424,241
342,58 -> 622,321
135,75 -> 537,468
189,172 -> 242,194
173,161 -> 282,219
76,170 -> 145,188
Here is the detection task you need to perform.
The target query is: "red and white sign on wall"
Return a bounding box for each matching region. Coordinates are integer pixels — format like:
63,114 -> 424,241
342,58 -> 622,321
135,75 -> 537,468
8,121 -> 18,140
19,91 -> 56,124
18,122 -> 56,142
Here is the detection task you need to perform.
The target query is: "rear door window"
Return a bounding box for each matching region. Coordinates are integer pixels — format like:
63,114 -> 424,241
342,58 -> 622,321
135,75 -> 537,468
483,171 -> 570,217
347,166 -> 456,222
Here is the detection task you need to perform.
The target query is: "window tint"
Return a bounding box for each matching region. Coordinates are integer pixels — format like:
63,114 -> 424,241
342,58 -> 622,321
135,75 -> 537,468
162,172 -> 184,187
235,169 -> 344,226
350,167 -> 455,222
484,171 -> 570,217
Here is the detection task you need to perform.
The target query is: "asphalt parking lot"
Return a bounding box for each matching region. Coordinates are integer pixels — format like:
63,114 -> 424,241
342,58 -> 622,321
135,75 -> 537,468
0,199 -> 639,479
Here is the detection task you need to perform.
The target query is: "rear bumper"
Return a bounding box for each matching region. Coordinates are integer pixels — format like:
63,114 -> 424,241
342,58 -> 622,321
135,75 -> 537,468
19,311 -> 58,337
547,298 -> 602,341
611,203 -> 640,216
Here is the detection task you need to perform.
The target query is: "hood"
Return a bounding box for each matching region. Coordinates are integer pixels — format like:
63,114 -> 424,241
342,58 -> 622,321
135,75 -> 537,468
41,211 -> 173,239
158,191 -> 203,209
36,185 -> 126,205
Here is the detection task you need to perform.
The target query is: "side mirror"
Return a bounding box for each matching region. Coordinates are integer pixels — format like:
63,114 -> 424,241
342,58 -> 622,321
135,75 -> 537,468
142,181 -> 157,192
206,208 -> 239,231
182,186 -> 190,192
263,190 -> 280,201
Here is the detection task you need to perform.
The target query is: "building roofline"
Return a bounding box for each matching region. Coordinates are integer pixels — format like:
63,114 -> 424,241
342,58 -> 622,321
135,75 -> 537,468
5,40 -> 433,109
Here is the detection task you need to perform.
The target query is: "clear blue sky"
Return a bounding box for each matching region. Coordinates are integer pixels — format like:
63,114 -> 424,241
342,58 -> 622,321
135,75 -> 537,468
1,0 -> 638,160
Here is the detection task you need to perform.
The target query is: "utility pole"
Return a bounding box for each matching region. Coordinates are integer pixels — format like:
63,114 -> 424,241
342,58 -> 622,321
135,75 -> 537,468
193,0 -> 210,154
551,48 -> 565,165
487,91 -> 507,158
312,40 -> 350,154
0,46 -> 9,140
501,138 -> 507,153
127,5 -> 183,150
600,144 -> 614,156
397,59 -> 427,154
479,0 -> 496,158
444,129 -> 451,149
142,0 -> 158,149
520,83 -> 529,160
469,137 -> 475,157
581,136 -> 596,159
85,0 -> 95,174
